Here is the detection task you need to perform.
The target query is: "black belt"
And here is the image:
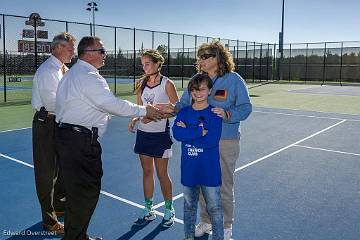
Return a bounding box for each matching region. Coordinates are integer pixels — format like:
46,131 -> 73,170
58,122 -> 98,144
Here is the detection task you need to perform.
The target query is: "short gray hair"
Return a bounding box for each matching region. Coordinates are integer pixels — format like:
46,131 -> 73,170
77,36 -> 102,58
51,32 -> 76,50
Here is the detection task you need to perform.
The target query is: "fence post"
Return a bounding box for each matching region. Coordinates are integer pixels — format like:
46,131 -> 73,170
272,43 -> 277,80
244,42 -> 248,80
152,31 -> 154,49
133,28 -> 136,91
288,43 -> 291,81
252,42 -> 255,82
167,32 -> 170,77
266,43 -> 270,81
236,40 -> 239,73
259,44 -> 262,81
305,43 -> 308,83
34,15 -> 38,70
2,14 -> 6,102
181,34 -> 184,88
339,42 -> 343,86
114,27 -> 117,95
194,35 -> 197,58
321,42 -> 327,85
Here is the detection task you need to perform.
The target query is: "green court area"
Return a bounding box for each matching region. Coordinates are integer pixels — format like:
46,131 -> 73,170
1,82 -> 360,131
248,82 -> 360,115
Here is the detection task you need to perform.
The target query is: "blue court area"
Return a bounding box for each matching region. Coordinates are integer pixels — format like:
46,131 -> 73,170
1,107 -> 360,240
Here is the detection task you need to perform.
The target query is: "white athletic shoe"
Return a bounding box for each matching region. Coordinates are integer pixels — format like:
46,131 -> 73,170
224,227 -> 232,240
194,222 -> 212,237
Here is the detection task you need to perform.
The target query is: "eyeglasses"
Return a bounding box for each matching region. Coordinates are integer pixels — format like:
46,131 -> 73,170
199,54 -> 216,60
85,48 -> 106,54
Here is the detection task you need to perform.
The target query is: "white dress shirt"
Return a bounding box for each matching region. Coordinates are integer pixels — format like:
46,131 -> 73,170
56,59 -> 146,137
31,55 -> 64,112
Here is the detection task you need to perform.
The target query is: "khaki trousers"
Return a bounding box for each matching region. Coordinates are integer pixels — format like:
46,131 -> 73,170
199,139 -> 240,229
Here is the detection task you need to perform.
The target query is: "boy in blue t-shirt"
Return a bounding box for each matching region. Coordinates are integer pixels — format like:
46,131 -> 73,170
172,73 -> 224,240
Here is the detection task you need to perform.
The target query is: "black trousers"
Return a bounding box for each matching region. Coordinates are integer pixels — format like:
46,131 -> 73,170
56,127 -> 103,240
32,112 -> 65,226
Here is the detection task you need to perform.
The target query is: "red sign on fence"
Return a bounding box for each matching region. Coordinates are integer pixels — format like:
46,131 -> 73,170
18,40 -> 51,53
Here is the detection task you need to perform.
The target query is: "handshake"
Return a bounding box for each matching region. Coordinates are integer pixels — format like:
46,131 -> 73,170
144,103 -> 176,121
129,103 -> 177,133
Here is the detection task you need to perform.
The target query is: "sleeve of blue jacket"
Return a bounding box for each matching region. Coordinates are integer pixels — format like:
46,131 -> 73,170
172,109 -> 203,142
225,78 -> 252,123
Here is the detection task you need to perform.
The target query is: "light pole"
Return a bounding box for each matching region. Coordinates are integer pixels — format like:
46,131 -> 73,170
278,0 -> 285,80
86,2 -> 98,36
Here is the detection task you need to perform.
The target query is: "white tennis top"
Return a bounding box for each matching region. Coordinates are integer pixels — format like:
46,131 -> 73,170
138,76 -> 170,133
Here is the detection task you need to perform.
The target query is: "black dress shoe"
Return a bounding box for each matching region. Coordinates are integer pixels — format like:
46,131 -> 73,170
43,222 -> 64,235
86,235 -> 103,240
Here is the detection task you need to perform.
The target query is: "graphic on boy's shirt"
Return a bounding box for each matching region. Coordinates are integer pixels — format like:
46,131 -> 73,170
143,93 -> 155,104
213,89 -> 228,101
185,144 -> 204,156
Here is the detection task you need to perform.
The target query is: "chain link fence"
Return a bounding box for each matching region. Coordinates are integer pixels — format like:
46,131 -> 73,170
1,13 -> 359,104
278,42 -> 360,83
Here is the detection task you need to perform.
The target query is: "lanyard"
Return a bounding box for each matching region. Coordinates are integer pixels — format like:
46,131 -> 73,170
212,76 -> 219,87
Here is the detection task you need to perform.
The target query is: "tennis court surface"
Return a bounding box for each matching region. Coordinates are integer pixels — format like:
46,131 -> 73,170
1,103 -> 359,240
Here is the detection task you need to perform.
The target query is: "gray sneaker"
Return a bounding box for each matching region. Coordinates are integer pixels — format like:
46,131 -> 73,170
133,208 -> 156,226
161,208 -> 175,228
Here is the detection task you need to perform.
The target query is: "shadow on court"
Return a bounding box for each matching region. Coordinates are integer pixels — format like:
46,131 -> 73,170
116,222 -> 175,240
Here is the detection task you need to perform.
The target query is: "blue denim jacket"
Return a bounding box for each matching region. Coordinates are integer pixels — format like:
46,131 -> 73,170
177,72 -> 252,140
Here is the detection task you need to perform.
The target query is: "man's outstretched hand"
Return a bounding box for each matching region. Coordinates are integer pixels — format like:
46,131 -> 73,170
155,103 -> 176,115
145,104 -> 165,121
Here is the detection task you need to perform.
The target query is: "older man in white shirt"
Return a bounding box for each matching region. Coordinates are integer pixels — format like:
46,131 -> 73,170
31,32 -> 76,235
55,36 -> 166,240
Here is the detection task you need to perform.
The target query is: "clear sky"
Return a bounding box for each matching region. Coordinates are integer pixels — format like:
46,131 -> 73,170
1,0 -> 360,44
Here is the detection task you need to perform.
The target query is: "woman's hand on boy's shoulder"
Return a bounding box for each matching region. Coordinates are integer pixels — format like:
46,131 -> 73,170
211,107 -> 226,119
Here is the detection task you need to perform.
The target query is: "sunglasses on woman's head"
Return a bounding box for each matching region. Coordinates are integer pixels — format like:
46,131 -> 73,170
199,53 -> 216,60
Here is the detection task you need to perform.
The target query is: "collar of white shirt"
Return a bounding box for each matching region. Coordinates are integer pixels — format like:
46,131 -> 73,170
77,59 -> 99,72
49,55 -> 63,70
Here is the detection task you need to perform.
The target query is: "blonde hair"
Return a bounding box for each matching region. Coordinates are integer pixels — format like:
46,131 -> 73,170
135,49 -> 165,94
196,40 -> 235,77
51,32 -> 76,50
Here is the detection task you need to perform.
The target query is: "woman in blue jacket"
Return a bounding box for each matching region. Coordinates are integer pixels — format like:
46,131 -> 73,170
176,41 -> 252,240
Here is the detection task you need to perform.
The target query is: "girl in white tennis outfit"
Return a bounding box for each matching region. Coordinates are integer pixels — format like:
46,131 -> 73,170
128,49 -> 179,227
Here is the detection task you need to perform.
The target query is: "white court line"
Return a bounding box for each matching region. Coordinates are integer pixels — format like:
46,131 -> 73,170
100,190 -> 184,224
0,153 -> 34,168
294,144 -> 360,157
0,127 -> 31,133
235,119 -> 347,172
253,110 -> 360,122
0,152 -> 184,224
152,193 -> 184,210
